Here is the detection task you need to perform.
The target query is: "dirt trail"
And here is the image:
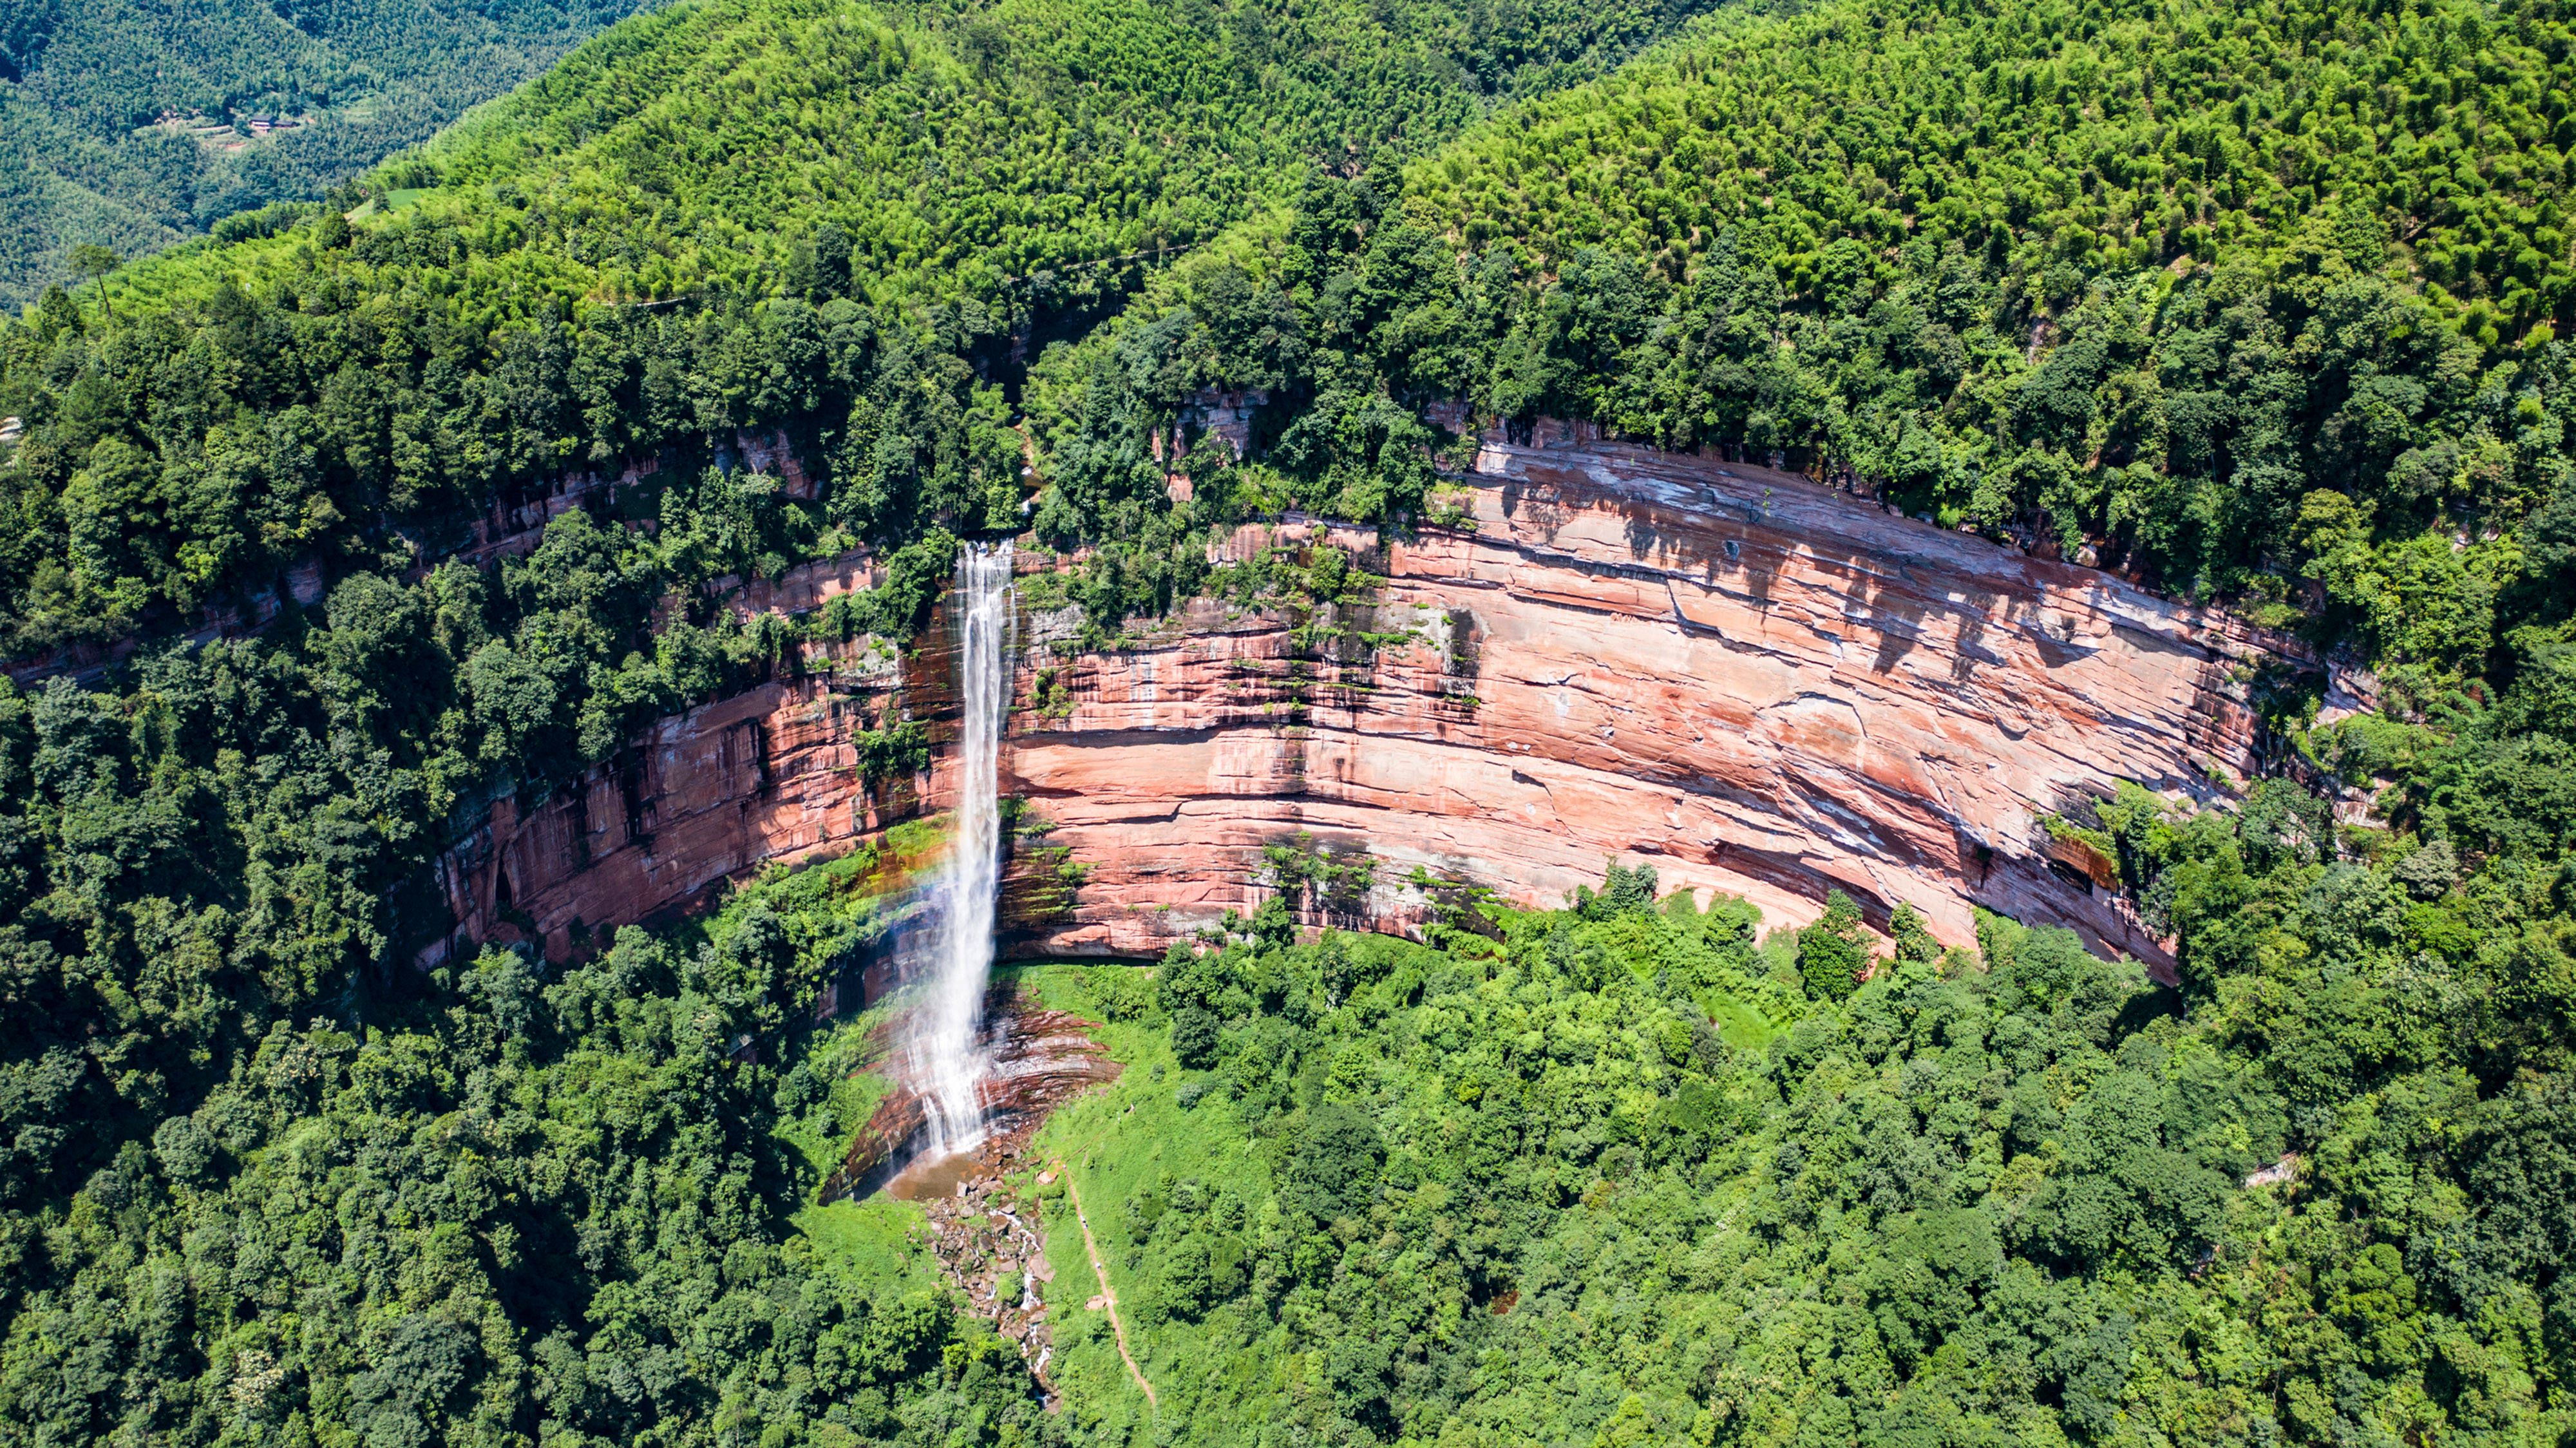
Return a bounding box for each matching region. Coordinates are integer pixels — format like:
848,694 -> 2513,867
1057,1159 -> 1157,1409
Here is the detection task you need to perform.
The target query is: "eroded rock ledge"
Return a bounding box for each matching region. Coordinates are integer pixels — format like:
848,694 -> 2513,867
427,441 -> 2321,978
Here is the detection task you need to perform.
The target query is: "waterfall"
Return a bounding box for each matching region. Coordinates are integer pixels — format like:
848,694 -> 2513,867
914,540 -> 1015,1154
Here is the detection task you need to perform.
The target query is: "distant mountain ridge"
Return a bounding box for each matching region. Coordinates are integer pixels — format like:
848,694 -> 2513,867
0,0 -> 667,309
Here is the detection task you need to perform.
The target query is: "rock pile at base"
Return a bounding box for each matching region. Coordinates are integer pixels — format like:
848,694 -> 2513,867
918,1158 -> 1060,1385
831,987 -> 1119,1393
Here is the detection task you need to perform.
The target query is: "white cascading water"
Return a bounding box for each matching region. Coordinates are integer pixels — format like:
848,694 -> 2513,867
912,540 -> 1015,1154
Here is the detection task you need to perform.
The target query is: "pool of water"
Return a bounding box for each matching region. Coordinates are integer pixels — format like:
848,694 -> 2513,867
882,1145 -> 983,1201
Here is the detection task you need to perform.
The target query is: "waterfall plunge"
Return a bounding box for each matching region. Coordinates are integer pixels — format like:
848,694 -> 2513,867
913,540 -> 1016,1155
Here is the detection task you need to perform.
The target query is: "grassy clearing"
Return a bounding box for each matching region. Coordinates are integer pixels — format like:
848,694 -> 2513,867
1016,961 -> 1297,1440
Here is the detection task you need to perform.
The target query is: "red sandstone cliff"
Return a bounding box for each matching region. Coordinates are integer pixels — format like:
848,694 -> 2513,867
429,440 -> 2320,976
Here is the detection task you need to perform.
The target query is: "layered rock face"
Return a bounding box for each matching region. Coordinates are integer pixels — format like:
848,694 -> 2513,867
419,668 -> 895,972
1010,441 -> 2302,969
432,441 -> 2313,975
417,573 -> 913,973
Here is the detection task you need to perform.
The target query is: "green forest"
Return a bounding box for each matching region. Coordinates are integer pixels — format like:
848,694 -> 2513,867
0,0 -> 676,311
0,829 -> 1068,1445
1012,835 -> 2576,1446
0,0 -> 2572,1440
1030,0 -> 2576,674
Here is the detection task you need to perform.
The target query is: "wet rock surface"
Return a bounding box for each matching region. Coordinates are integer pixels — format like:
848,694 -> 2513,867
911,1158 -> 1063,1387
827,987 -> 1119,1391
824,988 -> 1119,1201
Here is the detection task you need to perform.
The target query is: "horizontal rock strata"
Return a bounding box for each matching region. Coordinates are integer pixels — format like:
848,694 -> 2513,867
431,441 -> 2316,975
1009,442 -> 2302,969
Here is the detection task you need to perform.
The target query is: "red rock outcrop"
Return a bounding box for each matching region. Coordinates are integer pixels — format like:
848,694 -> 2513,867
431,440 -> 2322,976
417,634 -> 914,971
1006,441 -> 2305,969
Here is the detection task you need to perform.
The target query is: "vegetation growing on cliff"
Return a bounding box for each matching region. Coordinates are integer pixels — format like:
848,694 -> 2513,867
0,0 -> 1727,1438
1037,0 -> 2576,675
980,8 -> 2576,1434
0,0 -> 1722,650
0,0 -> 2573,1442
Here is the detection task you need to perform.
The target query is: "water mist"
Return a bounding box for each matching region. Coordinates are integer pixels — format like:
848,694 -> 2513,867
912,540 -> 1015,1154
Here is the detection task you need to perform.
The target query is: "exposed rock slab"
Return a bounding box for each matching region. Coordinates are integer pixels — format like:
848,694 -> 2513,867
823,993 -> 1121,1201
1005,442 -> 2304,969
417,654 -> 913,971
429,441 -> 2316,976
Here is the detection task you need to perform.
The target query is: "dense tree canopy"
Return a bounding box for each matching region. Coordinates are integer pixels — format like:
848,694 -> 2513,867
0,0 -> 1725,1439
0,0 -> 666,309
1032,0 -> 2576,656
0,0 -> 1723,655
1027,829 -> 2576,1445
0,839 -> 1059,1445
0,0 -> 2574,1442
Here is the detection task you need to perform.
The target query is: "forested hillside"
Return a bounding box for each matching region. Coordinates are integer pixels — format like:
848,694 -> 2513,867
0,0 -> 1716,658
0,0 -> 668,310
419,0 -> 1709,301
0,0 -> 1720,1440
1032,0 -> 2576,677
1014,840 -> 2576,1446
0,828 -> 1067,1445
0,0 -> 2573,1441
